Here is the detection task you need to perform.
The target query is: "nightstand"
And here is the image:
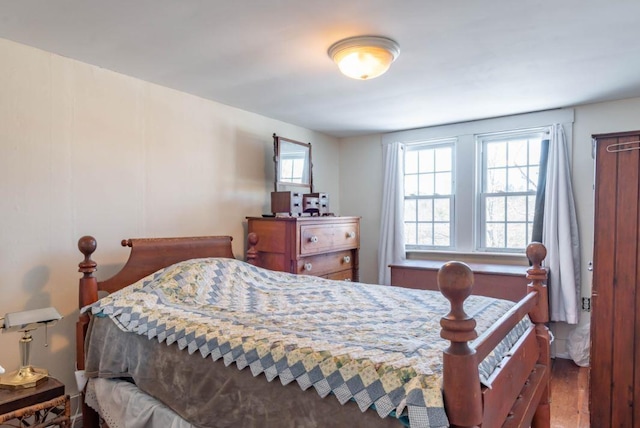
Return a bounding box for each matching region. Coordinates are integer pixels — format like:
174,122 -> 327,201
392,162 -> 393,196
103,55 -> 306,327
0,377 -> 70,427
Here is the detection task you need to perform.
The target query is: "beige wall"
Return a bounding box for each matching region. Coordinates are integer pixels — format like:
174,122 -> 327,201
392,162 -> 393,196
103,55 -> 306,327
340,96 -> 640,356
0,38 -> 340,395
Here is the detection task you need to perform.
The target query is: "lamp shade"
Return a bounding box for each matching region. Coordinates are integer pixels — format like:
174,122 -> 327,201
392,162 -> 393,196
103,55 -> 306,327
328,36 -> 400,80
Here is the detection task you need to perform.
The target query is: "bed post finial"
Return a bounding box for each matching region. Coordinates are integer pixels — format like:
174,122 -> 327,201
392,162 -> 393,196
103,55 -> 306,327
526,241 -> 551,428
438,261 -> 482,428
78,235 -> 97,276
526,241 -> 548,324
246,232 -> 259,265
76,235 -> 100,376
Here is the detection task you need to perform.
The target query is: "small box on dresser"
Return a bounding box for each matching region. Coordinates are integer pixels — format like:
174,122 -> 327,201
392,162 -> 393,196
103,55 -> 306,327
246,216 -> 360,281
303,193 -> 330,215
271,191 -> 303,215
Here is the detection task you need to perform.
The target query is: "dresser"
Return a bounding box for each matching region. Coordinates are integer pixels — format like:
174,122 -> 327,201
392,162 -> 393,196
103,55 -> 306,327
246,216 -> 360,281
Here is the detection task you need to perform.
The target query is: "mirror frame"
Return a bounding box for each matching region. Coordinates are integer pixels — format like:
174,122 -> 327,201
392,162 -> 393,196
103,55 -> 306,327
273,133 -> 313,193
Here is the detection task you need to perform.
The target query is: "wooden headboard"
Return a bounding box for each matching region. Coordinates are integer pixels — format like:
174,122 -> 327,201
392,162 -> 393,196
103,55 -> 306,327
76,235 -> 235,370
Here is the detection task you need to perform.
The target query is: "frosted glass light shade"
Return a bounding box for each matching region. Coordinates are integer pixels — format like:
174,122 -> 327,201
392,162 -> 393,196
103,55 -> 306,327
328,36 -> 400,80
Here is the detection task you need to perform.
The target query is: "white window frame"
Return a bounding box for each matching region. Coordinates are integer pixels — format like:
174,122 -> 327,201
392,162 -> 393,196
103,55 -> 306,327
475,128 -> 547,252
403,139 -> 456,250
382,108 -> 574,256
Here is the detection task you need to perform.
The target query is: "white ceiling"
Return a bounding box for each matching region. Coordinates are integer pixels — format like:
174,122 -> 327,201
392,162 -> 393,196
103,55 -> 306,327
2,1 -> 640,138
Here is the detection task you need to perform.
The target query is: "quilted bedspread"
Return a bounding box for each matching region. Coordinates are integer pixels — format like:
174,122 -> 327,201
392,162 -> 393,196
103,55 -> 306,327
85,258 -> 529,428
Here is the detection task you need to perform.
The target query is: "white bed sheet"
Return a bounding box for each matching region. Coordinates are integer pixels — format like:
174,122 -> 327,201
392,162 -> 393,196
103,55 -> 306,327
86,377 -> 195,428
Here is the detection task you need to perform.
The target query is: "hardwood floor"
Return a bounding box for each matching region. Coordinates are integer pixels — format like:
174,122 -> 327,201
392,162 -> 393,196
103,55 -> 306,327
551,358 -> 590,427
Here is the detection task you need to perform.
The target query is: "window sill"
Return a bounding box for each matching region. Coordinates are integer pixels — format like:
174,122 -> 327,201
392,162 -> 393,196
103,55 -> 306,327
406,250 -> 529,267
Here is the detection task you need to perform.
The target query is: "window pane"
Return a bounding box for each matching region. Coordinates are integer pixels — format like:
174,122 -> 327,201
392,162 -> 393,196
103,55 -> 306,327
404,223 -> 417,245
529,142 -> 542,166
419,149 -> 434,173
508,139 -> 528,167
487,169 -> 506,192
528,195 -> 536,221
486,196 -> 505,221
405,151 -> 418,174
506,223 -> 527,248
405,175 -> 418,196
485,223 -> 505,248
435,147 -> 452,172
291,160 -> 304,181
419,173 -> 434,196
434,172 -> 451,195
507,167 -> 527,192
404,200 -> 416,222
434,198 -> 450,221
418,199 -> 432,221
433,223 -> 450,246
486,141 -> 506,168
528,166 -> 539,191
418,223 -> 432,246
506,196 -> 527,221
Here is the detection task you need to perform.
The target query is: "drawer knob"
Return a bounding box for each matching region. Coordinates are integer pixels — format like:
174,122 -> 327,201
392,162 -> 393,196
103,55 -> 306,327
309,235 -> 319,243
304,262 -> 313,271
343,256 -> 351,264
347,231 -> 356,239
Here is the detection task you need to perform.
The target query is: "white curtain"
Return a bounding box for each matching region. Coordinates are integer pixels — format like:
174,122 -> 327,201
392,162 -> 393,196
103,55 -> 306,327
542,123 -> 581,324
378,142 -> 406,285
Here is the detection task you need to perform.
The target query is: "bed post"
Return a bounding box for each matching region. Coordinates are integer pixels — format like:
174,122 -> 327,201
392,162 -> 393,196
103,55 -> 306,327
438,261 -> 482,428
526,242 -> 551,428
246,232 -> 259,265
76,236 -> 100,428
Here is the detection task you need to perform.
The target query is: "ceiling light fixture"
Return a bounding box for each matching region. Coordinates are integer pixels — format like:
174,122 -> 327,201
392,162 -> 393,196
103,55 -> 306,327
328,36 -> 400,80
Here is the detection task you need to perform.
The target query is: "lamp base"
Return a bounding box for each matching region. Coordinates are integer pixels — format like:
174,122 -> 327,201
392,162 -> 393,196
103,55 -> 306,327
0,366 -> 49,389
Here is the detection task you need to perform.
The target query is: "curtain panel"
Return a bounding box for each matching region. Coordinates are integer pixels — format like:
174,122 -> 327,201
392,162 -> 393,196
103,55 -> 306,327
542,123 -> 581,324
378,142 -> 406,284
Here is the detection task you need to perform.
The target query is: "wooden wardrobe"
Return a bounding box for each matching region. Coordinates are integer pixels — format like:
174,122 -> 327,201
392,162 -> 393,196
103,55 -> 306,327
591,130 -> 640,427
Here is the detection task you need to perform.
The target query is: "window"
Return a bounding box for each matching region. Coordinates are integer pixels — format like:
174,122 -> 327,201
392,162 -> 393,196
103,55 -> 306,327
279,154 -> 305,183
389,108 -> 574,255
477,130 -> 545,252
403,141 -> 454,249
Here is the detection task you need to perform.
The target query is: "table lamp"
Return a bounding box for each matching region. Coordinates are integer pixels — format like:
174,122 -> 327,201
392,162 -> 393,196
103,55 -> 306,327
0,307 -> 62,389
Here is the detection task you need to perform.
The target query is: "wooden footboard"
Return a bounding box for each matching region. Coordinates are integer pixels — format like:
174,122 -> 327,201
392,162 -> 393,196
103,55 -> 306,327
437,242 -> 550,428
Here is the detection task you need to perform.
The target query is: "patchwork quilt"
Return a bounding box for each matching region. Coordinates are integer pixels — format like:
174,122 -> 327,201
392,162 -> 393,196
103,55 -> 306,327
84,258 -> 530,428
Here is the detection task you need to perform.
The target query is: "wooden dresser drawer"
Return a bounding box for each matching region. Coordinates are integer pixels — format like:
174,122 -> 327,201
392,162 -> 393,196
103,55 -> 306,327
299,222 -> 359,255
325,269 -> 353,281
332,223 -> 359,250
296,250 -> 354,276
300,225 -> 336,255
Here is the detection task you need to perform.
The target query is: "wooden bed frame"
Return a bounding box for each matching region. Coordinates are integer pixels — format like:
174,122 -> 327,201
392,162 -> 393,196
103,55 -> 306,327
76,234 -> 550,428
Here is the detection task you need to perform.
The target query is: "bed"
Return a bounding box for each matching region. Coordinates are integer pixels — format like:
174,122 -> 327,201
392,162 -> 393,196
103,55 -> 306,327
75,234 -> 551,428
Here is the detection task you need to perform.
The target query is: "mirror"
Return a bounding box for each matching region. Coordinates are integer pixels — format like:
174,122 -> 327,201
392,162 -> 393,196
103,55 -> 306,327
274,134 -> 313,193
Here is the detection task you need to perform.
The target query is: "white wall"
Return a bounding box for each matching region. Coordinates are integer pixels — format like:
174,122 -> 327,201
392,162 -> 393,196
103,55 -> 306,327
0,38 -> 340,395
340,96 -> 640,357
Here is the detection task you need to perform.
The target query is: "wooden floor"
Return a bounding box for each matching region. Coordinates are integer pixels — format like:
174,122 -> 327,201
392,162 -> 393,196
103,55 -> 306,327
550,358 -> 590,427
